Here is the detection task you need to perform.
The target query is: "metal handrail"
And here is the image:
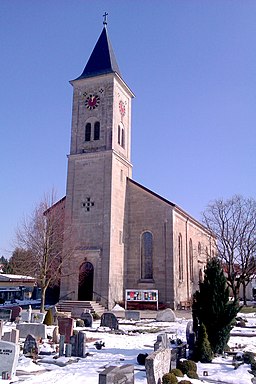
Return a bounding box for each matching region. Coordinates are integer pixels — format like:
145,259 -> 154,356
93,290 -> 108,308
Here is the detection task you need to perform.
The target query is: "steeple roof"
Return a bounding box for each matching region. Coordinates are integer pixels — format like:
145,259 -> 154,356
76,26 -> 122,80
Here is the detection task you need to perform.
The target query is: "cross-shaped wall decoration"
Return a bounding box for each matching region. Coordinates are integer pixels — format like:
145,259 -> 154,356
82,197 -> 95,212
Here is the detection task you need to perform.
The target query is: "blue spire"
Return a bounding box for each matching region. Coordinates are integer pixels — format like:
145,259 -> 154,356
76,26 -> 122,80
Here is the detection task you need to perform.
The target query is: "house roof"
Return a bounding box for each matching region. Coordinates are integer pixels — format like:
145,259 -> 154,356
75,26 -> 122,80
0,274 -> 36,282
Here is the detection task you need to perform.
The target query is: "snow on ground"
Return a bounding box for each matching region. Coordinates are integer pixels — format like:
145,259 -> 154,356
3,312 -> 256,384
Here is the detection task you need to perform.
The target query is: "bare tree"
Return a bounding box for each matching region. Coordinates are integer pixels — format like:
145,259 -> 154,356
13,191 -> 72,312
203,195 -> 256,305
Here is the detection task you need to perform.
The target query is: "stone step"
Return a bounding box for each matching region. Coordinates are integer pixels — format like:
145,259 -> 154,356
56,300 -> 105,316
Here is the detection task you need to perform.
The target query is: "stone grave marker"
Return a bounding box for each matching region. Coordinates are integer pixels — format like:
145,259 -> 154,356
11,329 -> 19,344
186,320 -> 193,342
170,348 -> 177,370
0,340 -> 20,379
156,308 -> 176,322
52,326 -> 59,344
145,348 -> 171,384
77,331 -> 86,357
31,312 -> 46,323
0,320 -> 3,338
154,333 -> 169,351
70,334 -> 78,356
100,312 -> 119,330
81,311 -> 93,327
99,364 -> 134,384
125,310 -> 140,321
59,335 -> 65,357
3,328 -> 20,342
58,317 -> 74,343
0,309 -> 11,322
20,306 -> 32,322
4,306 -> 22,322
65,343 -> 72,357
23,334 -> 39,357
17,323 -> 47,339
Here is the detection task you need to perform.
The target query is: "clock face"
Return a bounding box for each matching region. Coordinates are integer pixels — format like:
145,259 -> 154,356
85,94 -> 100,110
119,100 -> 126,117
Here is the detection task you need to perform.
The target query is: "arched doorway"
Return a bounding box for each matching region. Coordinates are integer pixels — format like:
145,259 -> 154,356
78,262 -> 94,301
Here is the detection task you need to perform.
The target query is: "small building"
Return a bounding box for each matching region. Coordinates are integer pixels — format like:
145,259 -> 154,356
0,274 -> 37,302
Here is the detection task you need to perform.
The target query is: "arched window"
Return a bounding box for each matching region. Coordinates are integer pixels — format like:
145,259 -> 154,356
121,128 -> 125,148
85,123 -> 91,141
189,238 -> 193,282
178,233 -> 183,281
94,121 -> 100,140
141,231 -> 153,279
118,125 -> 121,145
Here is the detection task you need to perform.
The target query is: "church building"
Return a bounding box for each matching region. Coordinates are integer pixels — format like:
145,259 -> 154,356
59,22 -> 215,310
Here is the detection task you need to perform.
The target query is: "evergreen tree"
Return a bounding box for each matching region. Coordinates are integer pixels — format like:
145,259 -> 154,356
194,323 -> 213,363
192,257 -> 240,354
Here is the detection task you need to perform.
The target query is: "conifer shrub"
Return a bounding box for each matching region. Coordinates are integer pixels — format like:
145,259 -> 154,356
177,359 -> 197,375
244,352 -> 256,365
76,319 -> 84,327
43,308 -> 53,326
162,373 -> 178,384
192,258 -> 240,355
187,370 -> 199,379
194,323 -> 213,363
179,381 -> 192,384
93,312 -> 101,320
170,368 -> 183,377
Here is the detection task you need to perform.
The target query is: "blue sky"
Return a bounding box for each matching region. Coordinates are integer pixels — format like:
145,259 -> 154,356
1,0 -> 256,257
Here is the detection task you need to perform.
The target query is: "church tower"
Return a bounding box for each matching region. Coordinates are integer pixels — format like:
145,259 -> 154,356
60,21 -> 134,308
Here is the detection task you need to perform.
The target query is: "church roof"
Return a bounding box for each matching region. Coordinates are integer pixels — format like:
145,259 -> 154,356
76,26 -> 122,80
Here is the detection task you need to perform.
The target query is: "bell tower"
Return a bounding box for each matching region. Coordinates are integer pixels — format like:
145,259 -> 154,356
60,21 -> 134,308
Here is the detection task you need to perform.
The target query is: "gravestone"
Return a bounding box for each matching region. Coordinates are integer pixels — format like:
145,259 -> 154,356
77,331 -> 86,357
31,312 -> 45,323
11,329 -> 19,344
71,308 -> 84,318
175,343 -> 187,362
52,326 -> 59,344
170,348 -> 177,370
0,309 -> 11,322
125,310 -> 140,321
23,334 -> 39,357
2,332 -> 11,341
17,323 -> 47,339
81,311 -> 93,327
65,343 -> 72,357
0,340 -> 20,379
156,309 -> 176,322
0,320 -> 3,338
4,306 -> 22,322
58,317 -> 74,343
186,320 -> 193,343
100,312 -> 119,330
70,334 -> 78,357
2,329 -> 20,343
186,320 -> 195,358
99,364 -> 134,384
59,335 -> 65,357
145,348 -> 171,384
20,306 -> 32,322
154,333 -> 169,351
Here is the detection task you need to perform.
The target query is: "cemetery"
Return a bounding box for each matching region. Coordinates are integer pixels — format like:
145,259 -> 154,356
0,304 -> 256,383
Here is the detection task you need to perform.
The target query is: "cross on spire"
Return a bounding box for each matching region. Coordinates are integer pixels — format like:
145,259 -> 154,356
103,12 -> 108,26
